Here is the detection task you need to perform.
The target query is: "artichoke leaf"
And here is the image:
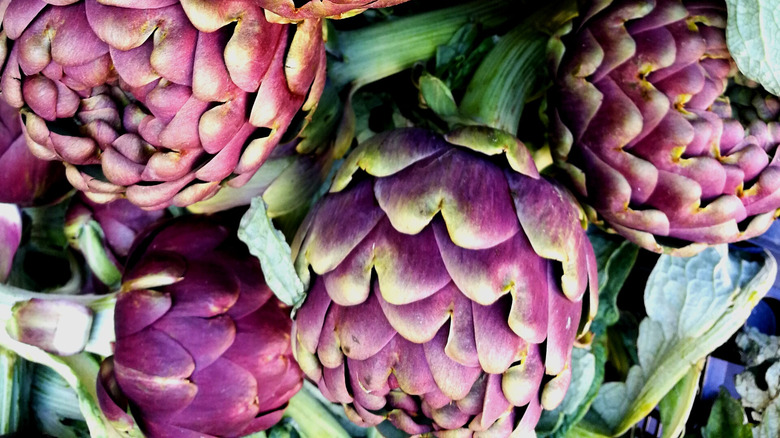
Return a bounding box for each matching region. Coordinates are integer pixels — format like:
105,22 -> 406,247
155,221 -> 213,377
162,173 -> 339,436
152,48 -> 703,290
586,245 -> 775,436
702,388 -> 753,438
537,344 -> 603,437
657,359 -> 704,438
239,198 -> 306,307
725,0 -> 780,96
587,229 -> 638,336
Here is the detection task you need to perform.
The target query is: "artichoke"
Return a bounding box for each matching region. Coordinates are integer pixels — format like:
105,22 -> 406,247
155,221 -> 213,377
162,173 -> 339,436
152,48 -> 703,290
0,91 -> 68,206
551,0 -> 780,255
96,216 -> 303,437
291,128 -> 598,435
259,0 -> 411,21
1,0 -> 327,210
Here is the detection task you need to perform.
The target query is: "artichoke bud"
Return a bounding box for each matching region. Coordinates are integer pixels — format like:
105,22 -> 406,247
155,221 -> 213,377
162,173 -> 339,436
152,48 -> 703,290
97,216 -> 303,437
1,0 -> 328,209
292,127 -> 598,435
550,0 -> 780,255
7,299 -> 94,357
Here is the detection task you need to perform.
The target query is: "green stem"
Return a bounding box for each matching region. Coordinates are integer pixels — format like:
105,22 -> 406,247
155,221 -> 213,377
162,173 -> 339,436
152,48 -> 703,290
328,0 -> 518,88
0,347 -> 31,434
283,384 -> 351,438
459,0 -> 578,134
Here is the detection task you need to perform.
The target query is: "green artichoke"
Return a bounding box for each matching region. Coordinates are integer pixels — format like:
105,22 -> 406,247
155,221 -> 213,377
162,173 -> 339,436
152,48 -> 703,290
551,0 -> 780,255
97,216 -> 303,437
1,0 -> 327,210
292,127 -> 598,435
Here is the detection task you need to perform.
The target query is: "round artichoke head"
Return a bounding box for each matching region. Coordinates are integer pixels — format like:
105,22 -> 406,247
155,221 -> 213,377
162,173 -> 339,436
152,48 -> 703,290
1,0 -> 327,210
0,93 -> 69,206
551,0 -> 780,255
292,128 -> 598,435
96,216 -> 303,437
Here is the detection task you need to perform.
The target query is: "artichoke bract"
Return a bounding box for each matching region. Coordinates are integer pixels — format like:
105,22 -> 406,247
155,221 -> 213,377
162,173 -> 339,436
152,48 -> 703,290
259,0 -> 410,20
96,216 -> 303,437
66,194 -> 167,260
292,128 -> 598,435
0,91 -> 68,206
551,0 -> 780,255
1,0 -> 327,210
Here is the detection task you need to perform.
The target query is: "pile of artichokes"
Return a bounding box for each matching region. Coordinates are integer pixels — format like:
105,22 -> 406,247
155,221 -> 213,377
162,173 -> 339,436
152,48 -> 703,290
0,0 -> 778,437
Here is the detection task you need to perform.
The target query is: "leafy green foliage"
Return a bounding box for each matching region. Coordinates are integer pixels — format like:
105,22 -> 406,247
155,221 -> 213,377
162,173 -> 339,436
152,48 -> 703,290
725,0 -> 780,96
433,23 -> 497,93
537,338 -> 607,438
587,229 -> 639,336
584,245 -> 775,436
702,389 -> 753,438
238,199 -> 305,307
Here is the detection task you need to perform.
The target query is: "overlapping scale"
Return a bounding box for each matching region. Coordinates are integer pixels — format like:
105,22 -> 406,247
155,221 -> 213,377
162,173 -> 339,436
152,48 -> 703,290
552,0 -> 780,256
293,128 -> 597,435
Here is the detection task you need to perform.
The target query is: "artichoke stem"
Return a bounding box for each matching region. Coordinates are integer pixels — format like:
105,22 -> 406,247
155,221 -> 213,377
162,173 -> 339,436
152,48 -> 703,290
328,0 -> 518,88
283,384 -> 352,438
459,0 -> 578,135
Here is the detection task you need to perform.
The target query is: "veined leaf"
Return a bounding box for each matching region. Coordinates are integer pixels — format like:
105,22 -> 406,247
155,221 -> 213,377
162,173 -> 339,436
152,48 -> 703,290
725,0 -> 780,96
238,198 -> 305,308
587,245 -> 775,436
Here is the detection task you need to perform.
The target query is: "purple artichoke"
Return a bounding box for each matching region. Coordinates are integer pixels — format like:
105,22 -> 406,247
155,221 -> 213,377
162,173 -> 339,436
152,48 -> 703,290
291,127 -> 598,435
96,216 -> 303,437
1,0 -> 327,210
258,0 -> 411,20
551,0 -> 780,255
0,90 -> 69,206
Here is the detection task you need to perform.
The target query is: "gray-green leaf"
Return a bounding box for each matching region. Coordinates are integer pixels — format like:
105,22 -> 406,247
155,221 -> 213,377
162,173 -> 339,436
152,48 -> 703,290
725,0 -> 780,96
588,245 -> 775,436
238,198 -> 305,307
755,397 -> 780,438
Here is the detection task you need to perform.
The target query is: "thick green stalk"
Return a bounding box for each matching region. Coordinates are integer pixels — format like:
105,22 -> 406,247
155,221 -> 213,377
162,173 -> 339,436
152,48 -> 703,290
459,0 -> 578,134
0,347 -> 31,434
328,0 -> 517,87
283,385 -> 351,438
